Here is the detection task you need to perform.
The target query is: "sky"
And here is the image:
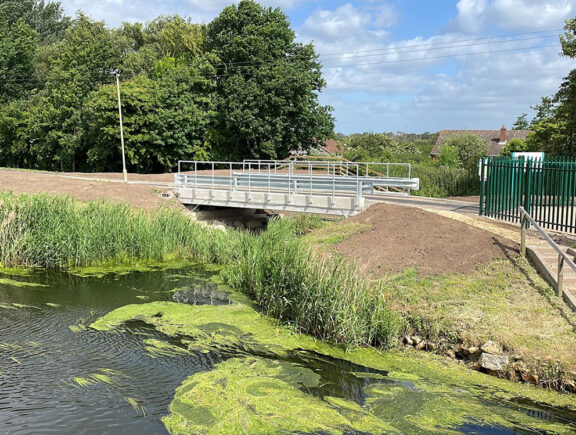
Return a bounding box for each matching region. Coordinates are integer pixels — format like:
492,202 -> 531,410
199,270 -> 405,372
57,0 -> 576,134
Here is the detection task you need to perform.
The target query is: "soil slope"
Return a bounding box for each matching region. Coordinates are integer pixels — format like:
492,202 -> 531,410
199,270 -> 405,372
0,170 -> 178,209
332,203 -> 518,276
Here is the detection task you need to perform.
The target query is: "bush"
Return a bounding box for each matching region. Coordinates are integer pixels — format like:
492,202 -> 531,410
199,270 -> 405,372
412,165 -> 479,197
442,133 -> 488,170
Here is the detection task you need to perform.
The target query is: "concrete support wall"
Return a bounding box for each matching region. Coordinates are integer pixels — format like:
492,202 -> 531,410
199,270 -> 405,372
178,187 -> 366,217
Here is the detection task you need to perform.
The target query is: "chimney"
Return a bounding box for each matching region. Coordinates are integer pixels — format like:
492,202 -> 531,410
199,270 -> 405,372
499,125 -> 507,144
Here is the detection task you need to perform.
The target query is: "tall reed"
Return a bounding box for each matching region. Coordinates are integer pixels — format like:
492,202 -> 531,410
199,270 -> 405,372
222,218 -> 399,347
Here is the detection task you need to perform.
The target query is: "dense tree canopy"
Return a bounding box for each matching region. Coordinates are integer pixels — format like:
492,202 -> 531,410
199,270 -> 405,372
0,0 -> 69,44
0,0 -> 333,172
520,18 -> 576,156
205,1 -> 333,160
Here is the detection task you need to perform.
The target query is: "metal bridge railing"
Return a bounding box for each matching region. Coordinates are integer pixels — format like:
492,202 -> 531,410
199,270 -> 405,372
176,160 -> 419,204
243,159 -> 412,179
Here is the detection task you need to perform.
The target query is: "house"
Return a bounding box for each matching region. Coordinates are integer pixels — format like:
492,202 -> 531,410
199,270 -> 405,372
322,139 -> 345,155
430,126 -> 530,158
293,139 -> 345,157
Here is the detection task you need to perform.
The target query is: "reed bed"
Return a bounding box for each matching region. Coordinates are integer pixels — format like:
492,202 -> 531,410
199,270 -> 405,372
222,218 -> 399,347
0,192 -> 398,347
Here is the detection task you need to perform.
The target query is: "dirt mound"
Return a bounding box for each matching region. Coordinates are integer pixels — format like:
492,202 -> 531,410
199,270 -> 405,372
333,203 -> 517,276
0,170 -> 180,210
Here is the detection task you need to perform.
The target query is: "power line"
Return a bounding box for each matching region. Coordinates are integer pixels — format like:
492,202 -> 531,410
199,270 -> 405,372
321,44 -> 561,68
212,29 -> 562,68
0,42 -> 563,84
318,28 -> 563,57
318,35 -> 557,62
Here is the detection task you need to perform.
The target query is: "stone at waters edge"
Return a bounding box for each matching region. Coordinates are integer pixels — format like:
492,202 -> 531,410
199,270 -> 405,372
479,353 -> 509,371
480,340 -> 503,355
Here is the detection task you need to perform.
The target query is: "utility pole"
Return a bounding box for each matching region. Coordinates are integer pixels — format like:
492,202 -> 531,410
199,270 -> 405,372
114,70 -> 128,183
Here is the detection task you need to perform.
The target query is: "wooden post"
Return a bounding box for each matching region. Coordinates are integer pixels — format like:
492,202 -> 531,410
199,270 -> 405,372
558,254 -> 565,298
520,213 -> 526,256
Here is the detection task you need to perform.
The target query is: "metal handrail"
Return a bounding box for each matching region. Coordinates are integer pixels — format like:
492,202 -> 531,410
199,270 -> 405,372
519,206 -> 576,298
242,159 -> 412,179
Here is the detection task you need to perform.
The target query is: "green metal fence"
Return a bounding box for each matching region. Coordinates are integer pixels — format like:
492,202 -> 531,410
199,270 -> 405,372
479,157 -> 576,233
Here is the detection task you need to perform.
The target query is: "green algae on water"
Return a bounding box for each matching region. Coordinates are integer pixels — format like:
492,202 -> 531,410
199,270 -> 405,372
11,303 -> 40,310
163,357 -> 397,435
68,260 -> 206,278
72,368 -> 128,388
0,266 -> 35,277
0,278 -> 49,288
144,339 -> 192,358
92,302 -> 576,434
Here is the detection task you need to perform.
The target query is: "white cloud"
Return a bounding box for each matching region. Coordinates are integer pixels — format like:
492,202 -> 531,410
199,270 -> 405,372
59,0 -> 314,26
449,0 -> 576,33
295,1 -> 574,133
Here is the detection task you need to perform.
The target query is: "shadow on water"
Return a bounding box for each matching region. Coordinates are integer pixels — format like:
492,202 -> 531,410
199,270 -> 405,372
0,266 -> 575,434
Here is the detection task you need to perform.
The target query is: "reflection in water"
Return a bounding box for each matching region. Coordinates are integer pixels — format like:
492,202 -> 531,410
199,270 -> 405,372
0,266 -> 574,434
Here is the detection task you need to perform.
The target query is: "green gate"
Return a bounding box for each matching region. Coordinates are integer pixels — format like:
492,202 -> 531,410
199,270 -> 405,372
479,157 -> 576,233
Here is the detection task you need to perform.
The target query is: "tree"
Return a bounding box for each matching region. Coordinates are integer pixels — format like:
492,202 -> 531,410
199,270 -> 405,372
499,138 -> 528,156
22,14 -> 121,170
513,113 -> 529,130
438,145 -> 460,167
205,0 -> 333,160
522,18 -> 576,156
0,17 -> 38,103
442,133 -> 488,170
82,60 -> 216,173
0,0 -> 69,45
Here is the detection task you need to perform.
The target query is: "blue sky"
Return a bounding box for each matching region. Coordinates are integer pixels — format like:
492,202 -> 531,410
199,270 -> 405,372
58,0 -> 576,134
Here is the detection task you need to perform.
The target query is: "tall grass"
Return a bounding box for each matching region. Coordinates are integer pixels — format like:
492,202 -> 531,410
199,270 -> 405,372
0,192 -> 398,348
0,192 -> 219,267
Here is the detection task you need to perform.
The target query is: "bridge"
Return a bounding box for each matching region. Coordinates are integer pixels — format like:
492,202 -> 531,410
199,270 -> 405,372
175,160 -> 420,216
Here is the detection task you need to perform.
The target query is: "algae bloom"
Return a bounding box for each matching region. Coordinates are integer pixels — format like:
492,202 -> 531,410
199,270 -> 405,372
92,301 -> 576,434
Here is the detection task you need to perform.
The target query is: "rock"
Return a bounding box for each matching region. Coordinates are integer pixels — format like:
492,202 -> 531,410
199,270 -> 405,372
479,353 -> 509,371
480,340 -> 502,355
415,341 -> 426,350
403,336 -> 413,346
427,342 -> 437,351
526,373 -> 539,385
467,346 -> 480,355
412,336 -> 422,345
445,349 -> 456,359
467,362 -> 481,370
173,285 -> 229,306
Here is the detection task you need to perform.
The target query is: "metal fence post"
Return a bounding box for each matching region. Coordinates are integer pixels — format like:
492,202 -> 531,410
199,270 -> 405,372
524,159 -> 532,228
479,158 -> 485,217
558,254 -> 564,298
521,212 -> 526,257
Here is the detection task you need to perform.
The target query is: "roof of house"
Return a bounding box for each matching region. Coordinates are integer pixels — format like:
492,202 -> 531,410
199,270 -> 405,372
430,129 -> 531,157
323,139 -> 344,154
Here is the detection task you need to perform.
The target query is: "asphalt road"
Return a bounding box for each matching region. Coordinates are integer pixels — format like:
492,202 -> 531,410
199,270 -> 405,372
367,195 -> 480,215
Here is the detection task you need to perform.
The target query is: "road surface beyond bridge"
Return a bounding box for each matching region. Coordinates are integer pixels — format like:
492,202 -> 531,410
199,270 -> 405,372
175,160 -> 420,217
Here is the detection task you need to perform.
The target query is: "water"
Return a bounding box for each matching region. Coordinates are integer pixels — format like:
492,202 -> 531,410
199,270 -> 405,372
0,266 -> 574,434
